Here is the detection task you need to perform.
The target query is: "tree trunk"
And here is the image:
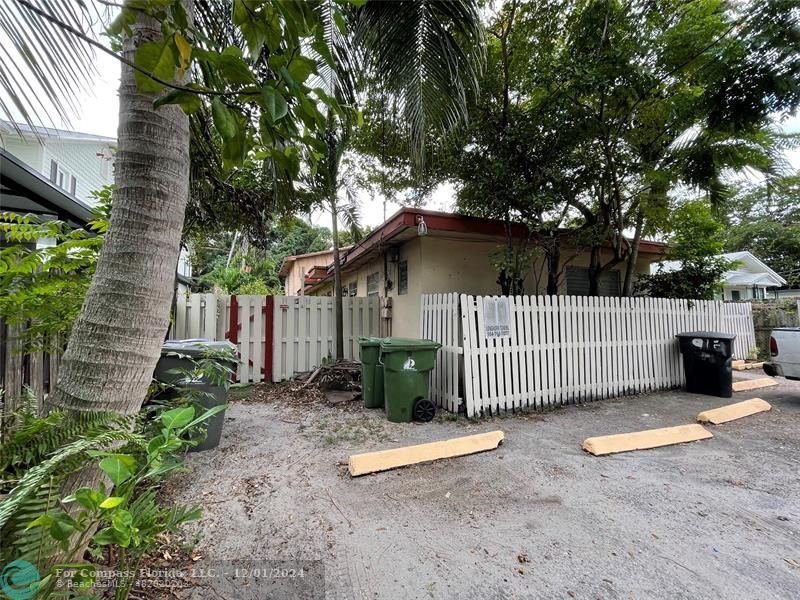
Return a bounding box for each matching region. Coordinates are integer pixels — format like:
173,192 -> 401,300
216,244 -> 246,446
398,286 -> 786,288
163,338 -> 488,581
331,202 -> 344,359
545,232 -> 561,295
622,209 -> 644,297
45,5 -> 191,415
588,245 -> 602,296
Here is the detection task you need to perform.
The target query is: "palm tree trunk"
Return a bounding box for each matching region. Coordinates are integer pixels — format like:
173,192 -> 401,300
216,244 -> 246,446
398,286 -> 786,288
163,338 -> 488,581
45,5 -> 191,415
331,200 -> 344,360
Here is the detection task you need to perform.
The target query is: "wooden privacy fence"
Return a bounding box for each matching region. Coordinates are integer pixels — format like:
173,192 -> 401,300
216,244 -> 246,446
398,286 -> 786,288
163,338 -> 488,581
173,294 -> 381,384
0,321 -> 60,414
420,294 -> 757,417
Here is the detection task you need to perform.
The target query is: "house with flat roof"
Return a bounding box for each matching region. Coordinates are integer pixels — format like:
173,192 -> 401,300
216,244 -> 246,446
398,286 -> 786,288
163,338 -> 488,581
296,208 -> 666,338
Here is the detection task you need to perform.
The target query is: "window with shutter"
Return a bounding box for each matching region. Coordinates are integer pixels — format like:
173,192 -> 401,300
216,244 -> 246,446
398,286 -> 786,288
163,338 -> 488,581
48,160 -> 78,195
565,267 -> 620,296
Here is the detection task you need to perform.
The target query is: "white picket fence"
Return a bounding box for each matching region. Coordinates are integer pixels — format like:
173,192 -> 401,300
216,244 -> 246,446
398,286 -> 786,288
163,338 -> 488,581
420,293 -> 757,417
173,293 -> 381,383
420,294 -> 461,413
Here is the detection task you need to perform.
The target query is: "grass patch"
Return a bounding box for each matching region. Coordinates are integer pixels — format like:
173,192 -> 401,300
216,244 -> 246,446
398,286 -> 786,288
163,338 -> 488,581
306,412 -> 391,448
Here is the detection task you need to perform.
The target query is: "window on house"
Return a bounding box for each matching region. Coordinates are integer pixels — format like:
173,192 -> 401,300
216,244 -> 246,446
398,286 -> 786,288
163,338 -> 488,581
366,272 -> 380,296
398,260 -> 408,295
342,282 -> 357,297
730,290 -> 741,301
349,282 -> 358,296
49,160 -> 78,195
565,267 -> 620,296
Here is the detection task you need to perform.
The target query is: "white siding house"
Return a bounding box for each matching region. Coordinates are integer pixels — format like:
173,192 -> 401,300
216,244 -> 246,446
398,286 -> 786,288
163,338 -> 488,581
1,121 -> 194,291
716,251 -> 787,301
0,120 -> 115,205
657,251 -> 787,301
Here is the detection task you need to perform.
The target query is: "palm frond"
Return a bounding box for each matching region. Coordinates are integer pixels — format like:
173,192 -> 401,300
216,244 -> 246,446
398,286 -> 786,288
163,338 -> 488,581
0,476 -> 60,564
355,0 -> 485,168
0,0 -> 98,133
0,429 -> 144,530
314,0 -> 360,104
338,193 -> 362,242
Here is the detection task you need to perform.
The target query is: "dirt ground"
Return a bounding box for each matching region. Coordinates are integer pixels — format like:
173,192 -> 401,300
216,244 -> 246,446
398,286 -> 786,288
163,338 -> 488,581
160,371 -> 800,600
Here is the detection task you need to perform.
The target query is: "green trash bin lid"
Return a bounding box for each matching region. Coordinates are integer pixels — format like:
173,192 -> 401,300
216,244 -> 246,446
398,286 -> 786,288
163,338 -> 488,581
379,337 -> 442,352
358,336 -> 383,347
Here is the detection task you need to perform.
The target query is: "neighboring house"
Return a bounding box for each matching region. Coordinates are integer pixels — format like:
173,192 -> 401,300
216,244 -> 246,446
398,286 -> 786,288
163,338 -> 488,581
278,247 -> 351,296
657,251 -> 787,301
1,121 -> 194,291
0,120 -> 115,205
301,208 -> 666,338
717,251 -> 787,301
1,147 -> 95,229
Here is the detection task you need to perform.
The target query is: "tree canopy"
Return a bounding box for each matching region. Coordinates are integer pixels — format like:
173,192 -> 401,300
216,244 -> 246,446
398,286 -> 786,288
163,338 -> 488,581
723,173 -> 800,288
357,0 -> 800,296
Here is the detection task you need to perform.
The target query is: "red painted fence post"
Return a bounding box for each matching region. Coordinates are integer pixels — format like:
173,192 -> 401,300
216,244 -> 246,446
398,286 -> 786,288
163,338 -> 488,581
263,296 -> 274,383
227,295 -> 239,382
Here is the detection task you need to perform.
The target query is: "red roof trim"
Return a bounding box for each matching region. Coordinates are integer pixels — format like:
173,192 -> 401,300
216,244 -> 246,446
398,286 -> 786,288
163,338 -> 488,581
305,207 -> 666,293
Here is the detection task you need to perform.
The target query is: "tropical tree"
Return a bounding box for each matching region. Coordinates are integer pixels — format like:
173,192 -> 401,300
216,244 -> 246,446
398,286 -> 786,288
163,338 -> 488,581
636,200 -> 733,300
300,120 -> 363,358
1,0 -> 484,420
723,173 -> 800,288
398,0 -> 799,297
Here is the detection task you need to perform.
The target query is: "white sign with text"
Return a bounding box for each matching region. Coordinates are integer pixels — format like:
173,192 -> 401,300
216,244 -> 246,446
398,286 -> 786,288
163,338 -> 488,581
483,296 -> 511,338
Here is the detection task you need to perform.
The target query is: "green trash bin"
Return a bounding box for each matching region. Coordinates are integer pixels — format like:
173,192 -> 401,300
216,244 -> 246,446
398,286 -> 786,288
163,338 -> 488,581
379,337 -> 442,423
359,337 -> 385,409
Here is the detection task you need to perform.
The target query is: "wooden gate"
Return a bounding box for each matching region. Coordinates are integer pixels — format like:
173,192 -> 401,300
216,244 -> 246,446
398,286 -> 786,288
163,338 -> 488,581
173,294 -> 381,383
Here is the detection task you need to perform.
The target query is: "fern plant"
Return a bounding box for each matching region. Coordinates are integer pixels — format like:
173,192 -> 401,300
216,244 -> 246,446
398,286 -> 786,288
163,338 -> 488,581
0,398 -> 221,599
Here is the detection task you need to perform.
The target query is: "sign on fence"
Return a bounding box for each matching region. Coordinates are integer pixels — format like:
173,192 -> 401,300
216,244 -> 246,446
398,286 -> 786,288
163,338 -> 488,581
420,293 -> 757,417
483,296 -> 511,338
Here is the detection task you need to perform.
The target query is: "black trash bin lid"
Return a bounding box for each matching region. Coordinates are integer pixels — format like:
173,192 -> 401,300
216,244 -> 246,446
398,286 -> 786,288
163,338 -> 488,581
675,331 -> 736,340
162,339 -> 237,360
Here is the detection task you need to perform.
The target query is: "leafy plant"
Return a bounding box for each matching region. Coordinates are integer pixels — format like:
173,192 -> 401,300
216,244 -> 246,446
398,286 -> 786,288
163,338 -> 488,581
0,346 -> 230,599
636,201 -> 734,300
0,187 -> 111,354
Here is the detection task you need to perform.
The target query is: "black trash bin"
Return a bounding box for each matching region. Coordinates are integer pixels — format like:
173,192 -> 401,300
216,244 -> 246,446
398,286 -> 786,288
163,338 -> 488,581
154,339 -> 237,451
675,331 -> 736,398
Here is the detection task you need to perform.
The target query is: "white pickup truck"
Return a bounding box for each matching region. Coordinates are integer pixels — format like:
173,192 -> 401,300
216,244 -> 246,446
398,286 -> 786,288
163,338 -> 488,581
764,328 -> 800,380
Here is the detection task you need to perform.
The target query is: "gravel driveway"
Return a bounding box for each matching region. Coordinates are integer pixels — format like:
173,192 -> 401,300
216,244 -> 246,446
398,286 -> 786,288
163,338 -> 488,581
162,372 -> 800,599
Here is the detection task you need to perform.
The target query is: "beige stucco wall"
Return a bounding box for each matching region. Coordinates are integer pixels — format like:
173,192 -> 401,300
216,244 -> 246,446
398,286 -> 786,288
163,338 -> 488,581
310,236 -> 659,338
284,252 -> 334,295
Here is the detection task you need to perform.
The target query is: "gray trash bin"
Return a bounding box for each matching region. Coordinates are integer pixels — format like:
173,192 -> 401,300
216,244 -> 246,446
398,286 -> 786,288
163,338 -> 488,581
154,339 -> 237,451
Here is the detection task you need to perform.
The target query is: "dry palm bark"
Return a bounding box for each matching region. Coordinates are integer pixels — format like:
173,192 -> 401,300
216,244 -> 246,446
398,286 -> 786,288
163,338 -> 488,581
46,5 -> 191,416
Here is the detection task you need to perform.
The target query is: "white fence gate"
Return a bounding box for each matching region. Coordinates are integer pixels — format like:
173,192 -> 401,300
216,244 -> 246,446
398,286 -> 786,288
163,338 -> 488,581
420,293 -> 757,417
173,294 -> 381,383
272,295 -> 381,382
